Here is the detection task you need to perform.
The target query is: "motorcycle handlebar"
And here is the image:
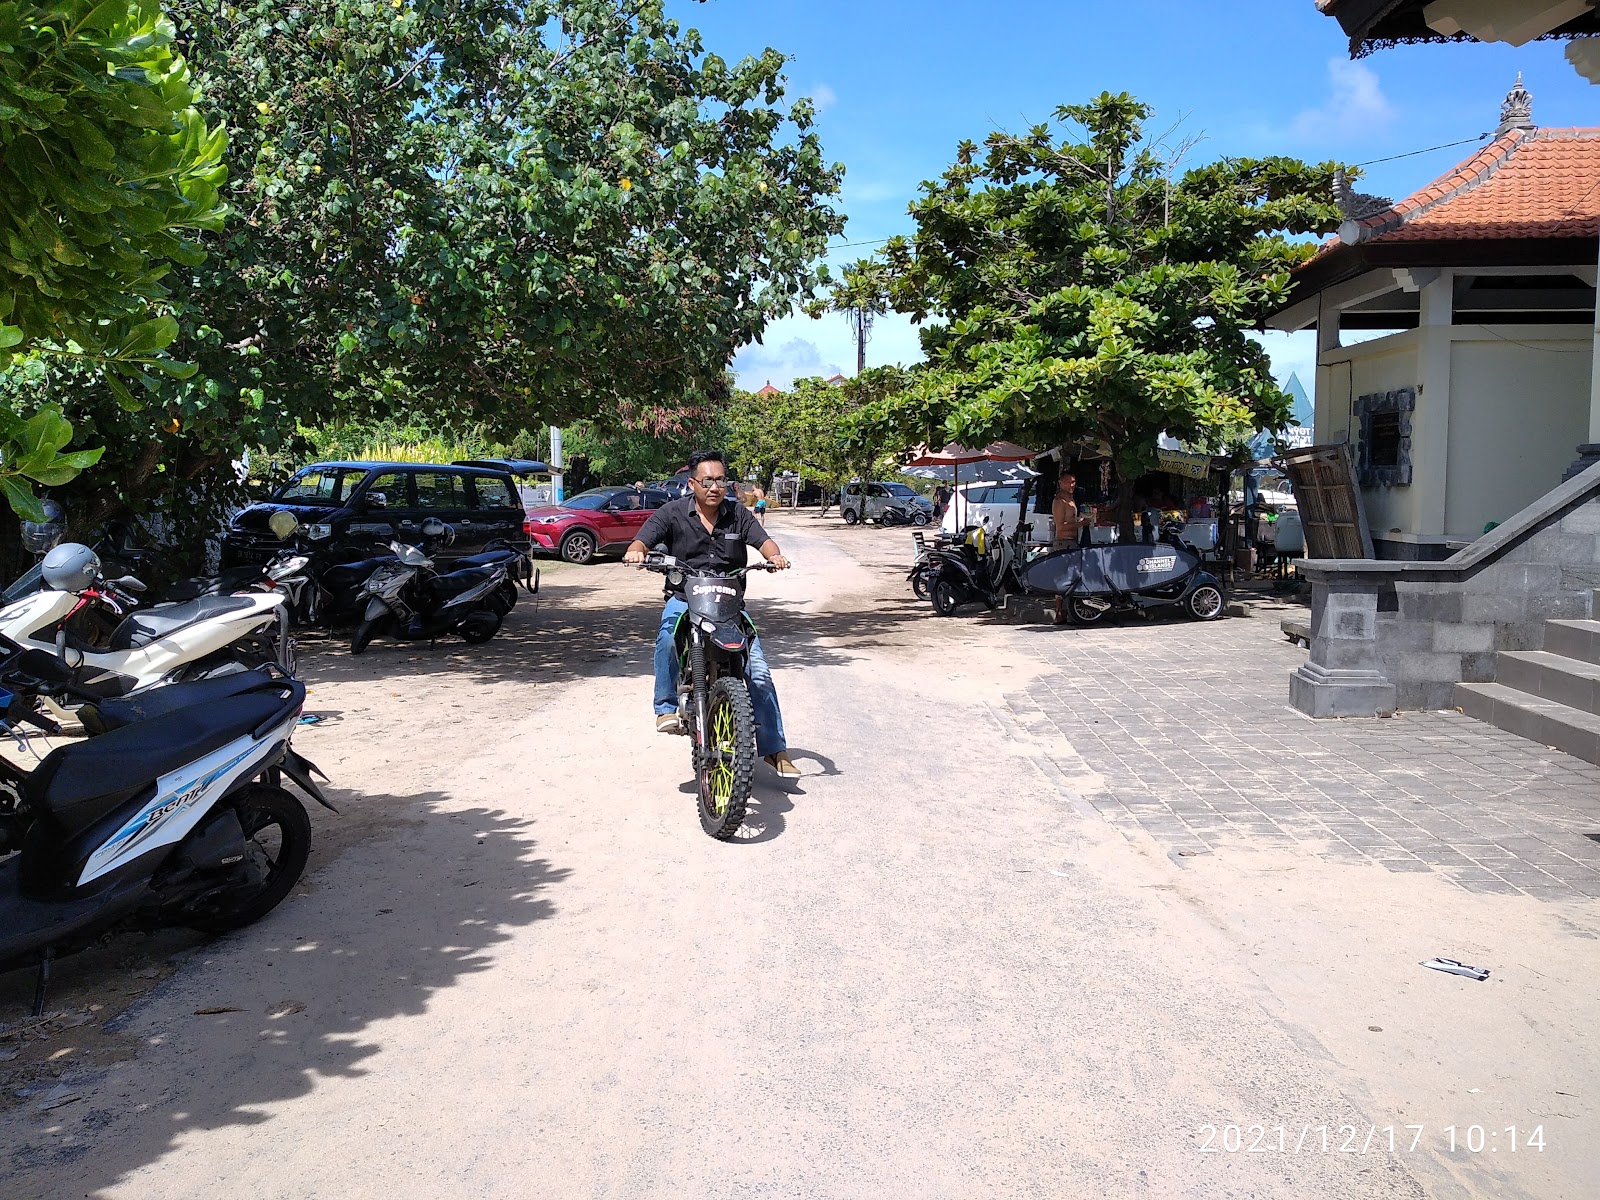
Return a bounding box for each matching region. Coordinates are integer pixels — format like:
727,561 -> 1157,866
639,554 -> 778,575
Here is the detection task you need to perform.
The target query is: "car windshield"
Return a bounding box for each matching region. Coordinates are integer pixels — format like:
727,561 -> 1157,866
882,483 -> 917,497
273,467 -> 365,503
561,490 -> 615,511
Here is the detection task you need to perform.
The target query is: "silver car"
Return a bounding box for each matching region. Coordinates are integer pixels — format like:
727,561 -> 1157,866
840,481 -> 933,526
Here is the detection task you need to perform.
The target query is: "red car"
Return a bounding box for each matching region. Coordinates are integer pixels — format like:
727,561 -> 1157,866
523,486 -> 672,564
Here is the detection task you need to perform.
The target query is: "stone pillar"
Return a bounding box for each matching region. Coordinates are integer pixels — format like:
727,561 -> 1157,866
1564,234 -> 1600,480
1289,576 -> 1398,717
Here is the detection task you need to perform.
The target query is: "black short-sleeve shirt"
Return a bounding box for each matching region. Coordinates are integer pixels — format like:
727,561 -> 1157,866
634,497 -> 770,595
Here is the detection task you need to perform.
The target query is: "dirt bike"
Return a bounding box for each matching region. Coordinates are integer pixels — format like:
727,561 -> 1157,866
642,552 -> 778,840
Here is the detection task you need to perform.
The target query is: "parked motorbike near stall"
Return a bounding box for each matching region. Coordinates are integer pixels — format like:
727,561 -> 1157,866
878,503 -> 930,528
0,544 -> 294,698
349,520 -> 511,654
925,519 -> 1032,616
0,641 -> 333,1015
641,552 -> 778,840
1022,538 -> 1226,624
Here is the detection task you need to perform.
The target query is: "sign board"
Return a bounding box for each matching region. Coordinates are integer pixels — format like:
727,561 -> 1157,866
1155,448 -> 1214,480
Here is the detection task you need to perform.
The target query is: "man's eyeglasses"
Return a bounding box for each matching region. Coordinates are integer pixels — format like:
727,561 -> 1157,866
693,477 -> 729,489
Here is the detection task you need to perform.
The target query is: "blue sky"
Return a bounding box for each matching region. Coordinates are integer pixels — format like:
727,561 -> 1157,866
665,0 -> 1598,394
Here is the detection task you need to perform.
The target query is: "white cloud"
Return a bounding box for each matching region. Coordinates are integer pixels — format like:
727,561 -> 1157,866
732,337 -> 845,391
810,83 -> 837,114
1290,58 -> 1395,142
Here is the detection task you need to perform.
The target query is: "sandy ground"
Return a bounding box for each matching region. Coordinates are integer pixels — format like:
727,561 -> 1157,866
1,513 -> 1595,1199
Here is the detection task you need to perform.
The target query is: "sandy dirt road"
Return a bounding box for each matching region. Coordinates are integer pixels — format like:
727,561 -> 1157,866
1,514 -> 1592,1198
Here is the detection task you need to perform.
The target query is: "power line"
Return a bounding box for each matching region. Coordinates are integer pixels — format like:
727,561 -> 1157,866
1352,133 -> 1490,168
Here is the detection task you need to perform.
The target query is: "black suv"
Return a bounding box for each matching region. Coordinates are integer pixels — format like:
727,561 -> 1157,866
221,460 -> 532,568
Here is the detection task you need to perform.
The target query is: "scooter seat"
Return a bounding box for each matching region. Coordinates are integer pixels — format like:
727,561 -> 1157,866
109,595 -> 259,651
84,668 -> 278,734
29,687 -> 295,840
427,565 -> 496,595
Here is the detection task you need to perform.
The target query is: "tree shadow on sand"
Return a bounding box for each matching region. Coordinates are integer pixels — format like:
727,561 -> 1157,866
0,785 -> 567,1199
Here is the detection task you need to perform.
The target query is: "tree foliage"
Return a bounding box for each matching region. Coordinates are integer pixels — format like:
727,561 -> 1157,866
803,256 -> 890,375
5,0 -> 844,532
0,0 -> 227,517
726,367 -> 907,494
865,93 -> 1344,515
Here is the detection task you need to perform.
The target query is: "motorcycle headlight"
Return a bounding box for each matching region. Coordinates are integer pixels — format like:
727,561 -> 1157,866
305,523 -> 333,540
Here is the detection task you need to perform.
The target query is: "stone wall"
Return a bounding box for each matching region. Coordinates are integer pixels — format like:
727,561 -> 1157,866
1293,463 -> 1600,716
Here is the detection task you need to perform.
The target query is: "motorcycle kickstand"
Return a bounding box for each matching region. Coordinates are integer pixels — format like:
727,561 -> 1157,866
31,946 -> 53,1018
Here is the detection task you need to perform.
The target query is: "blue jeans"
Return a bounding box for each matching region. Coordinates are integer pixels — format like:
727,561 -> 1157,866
654,596 -> 786,758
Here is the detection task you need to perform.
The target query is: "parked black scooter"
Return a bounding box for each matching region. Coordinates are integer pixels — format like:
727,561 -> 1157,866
349,520 -> 511,654
0,643 -> 333,1014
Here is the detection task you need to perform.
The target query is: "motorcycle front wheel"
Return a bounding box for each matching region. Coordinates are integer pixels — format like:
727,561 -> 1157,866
932,578 -> 964,617
1069,599 -> 1110,624
351,615 -> 383,655
697,675 -> 755,840
183,785 -> 312,934
911,569 -> 931,601
460,608 -> 502,644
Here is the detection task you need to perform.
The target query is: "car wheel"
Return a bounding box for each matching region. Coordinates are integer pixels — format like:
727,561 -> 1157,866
842,508 -> 859,526
560,530 -> 596,564
1187,582 -> 1225,621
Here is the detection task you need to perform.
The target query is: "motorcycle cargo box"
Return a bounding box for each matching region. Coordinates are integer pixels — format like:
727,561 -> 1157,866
1023,543 -> 1200,597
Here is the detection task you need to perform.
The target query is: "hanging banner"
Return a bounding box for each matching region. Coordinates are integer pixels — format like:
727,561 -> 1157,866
1155,448 -> 1214,480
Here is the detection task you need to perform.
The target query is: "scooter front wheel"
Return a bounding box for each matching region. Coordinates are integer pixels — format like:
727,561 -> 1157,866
1187,583 -> 1225,621
911,569 -> 931,601
184,785 -> 312,934
351,616 -> 382,655
460,608 -> 502,644
932,578 -> 964,617
1069,599 -> 1110,624
697,675 -> 755,840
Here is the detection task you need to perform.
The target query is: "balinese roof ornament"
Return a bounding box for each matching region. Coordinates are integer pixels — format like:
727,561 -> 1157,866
1496,72 -> 1535,137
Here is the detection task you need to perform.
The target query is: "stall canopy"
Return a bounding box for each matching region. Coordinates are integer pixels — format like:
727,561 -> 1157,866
904,441 -> 1035,495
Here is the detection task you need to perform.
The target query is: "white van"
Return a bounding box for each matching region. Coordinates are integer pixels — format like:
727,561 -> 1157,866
941,481 -> 1055,545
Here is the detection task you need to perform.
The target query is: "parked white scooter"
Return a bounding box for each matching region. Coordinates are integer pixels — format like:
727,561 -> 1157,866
0,543 -> 293,698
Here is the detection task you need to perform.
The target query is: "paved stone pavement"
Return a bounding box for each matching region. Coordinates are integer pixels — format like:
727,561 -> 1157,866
1000,604 -> 1600,900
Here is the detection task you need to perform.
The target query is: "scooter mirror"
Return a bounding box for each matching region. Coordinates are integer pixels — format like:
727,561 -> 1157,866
421,517 -> 448,538
268,510 -> 300,540
111,575 -> 147,593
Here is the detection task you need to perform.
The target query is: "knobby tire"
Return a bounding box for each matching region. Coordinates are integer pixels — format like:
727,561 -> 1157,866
697,675 -> 755,840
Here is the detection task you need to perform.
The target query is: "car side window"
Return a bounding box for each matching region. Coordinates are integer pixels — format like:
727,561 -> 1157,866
967,487 -> 991,505
610,491 -> 641,512
865,484 -> 886,498
414,472 -> 466,509
471,475 -> 516,510
844,483 -> 860,497
362,471 -> 411,509
991,486 -> 1023,505
641,489 -> 670,509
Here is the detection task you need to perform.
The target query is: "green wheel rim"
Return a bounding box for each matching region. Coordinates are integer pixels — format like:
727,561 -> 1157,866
706,699 -> 736,816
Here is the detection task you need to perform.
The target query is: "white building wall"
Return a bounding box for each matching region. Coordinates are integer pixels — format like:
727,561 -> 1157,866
1317,331 -> 1426,539
1445,332 -> 1592,538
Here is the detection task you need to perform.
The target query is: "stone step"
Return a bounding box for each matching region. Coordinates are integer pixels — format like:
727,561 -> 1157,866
1456,681 -> 1600,765
1543,619 -> 1600,667
1496,650 -> 1600,716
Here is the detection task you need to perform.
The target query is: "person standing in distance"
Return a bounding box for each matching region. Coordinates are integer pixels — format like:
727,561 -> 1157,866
624,450 -> 799,778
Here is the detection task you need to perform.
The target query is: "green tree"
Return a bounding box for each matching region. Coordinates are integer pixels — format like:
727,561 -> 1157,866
726,367 -> 906,504
6,0 -> 843,534
0,0 -> 227,517
869,93 -> 1343,530
804,256 -> 891,376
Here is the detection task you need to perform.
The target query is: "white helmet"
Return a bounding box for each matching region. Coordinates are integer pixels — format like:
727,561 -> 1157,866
41,542 -> 101,593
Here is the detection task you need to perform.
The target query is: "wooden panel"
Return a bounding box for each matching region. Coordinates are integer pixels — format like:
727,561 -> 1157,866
1278,442 -> 1375,560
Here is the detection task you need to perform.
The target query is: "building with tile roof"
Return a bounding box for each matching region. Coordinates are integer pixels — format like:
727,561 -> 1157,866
1266,80 -> 1600,559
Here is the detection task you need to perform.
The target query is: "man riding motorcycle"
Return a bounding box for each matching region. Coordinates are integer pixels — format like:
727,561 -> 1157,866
624,451 -> 799,778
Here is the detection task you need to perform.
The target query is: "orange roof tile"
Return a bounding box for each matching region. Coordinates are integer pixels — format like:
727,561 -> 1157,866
1319,128 -> 1600,257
